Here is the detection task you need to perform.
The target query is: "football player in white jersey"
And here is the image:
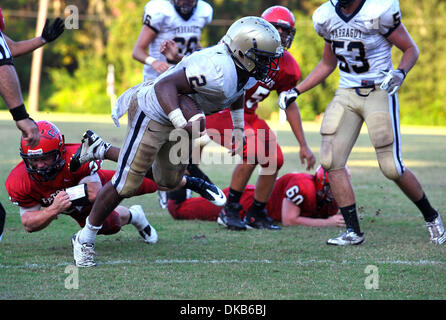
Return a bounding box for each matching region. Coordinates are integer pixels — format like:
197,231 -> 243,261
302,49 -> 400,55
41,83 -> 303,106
278,0 -> 446,246
132,0 -> 213,208
132,0 -> 213,82
71,16 -> 283,267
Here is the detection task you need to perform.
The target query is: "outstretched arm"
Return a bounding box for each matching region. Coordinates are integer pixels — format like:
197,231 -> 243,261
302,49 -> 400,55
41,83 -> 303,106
5,18 -> 64,57
296,41 -> 338,94
278,41 -> 338,110
285,101 -> 315,171
281,198 -> 345,227
4,35 -> 45,57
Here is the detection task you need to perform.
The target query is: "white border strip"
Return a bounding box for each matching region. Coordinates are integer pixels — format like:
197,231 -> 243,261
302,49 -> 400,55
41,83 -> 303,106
0,259 -> 444,269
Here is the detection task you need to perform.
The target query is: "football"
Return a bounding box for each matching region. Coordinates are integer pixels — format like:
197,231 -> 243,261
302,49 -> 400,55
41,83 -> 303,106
178,94 -> 205,133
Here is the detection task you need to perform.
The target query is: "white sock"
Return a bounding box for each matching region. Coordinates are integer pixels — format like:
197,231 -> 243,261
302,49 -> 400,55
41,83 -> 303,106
129,206 -> 149,231
78,217 -> 102,245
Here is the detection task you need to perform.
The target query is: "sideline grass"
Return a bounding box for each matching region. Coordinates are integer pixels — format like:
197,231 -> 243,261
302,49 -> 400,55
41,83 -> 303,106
0,118 -> 445,300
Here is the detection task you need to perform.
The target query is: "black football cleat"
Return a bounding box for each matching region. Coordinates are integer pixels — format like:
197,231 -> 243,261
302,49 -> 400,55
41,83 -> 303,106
244,209 -> 281,230
217,202 -> 246,231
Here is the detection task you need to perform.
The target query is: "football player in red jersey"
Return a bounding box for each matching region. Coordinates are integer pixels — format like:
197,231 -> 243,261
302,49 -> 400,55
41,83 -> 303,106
5,121 -> 159,244
167,166 -> 345,228
205,6 -> 315,230
0,8 -> 65,242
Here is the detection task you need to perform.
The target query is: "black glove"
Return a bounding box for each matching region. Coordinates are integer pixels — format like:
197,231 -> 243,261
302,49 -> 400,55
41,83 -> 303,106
41,18 -> 65,43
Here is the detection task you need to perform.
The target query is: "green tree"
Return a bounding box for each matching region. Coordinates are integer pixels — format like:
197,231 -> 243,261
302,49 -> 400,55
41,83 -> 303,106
1,0 -> 445,125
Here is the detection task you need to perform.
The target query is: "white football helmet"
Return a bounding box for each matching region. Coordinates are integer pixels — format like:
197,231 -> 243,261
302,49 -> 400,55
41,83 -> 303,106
222,16 -> 283,82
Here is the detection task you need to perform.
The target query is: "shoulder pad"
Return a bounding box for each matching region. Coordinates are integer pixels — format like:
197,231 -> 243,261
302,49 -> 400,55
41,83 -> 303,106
361,0 -> 399,20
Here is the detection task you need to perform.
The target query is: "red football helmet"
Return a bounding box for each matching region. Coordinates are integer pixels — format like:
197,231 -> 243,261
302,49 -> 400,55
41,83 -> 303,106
261,6 -> 296,49
315,165 -> 336,208
20,120 -> 66,182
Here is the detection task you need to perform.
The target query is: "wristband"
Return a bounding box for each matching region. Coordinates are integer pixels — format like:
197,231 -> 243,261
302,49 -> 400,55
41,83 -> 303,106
10,104 -> 30,121
168,108 -> 187,129
293,87 -> 301,95
144,56 -> 156,66
397,68 -> 407,79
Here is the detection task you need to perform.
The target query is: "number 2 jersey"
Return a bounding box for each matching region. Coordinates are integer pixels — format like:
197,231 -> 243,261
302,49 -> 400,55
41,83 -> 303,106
132,43 -> 250,126
142,0 -> 213,81
313,0 -> 402,88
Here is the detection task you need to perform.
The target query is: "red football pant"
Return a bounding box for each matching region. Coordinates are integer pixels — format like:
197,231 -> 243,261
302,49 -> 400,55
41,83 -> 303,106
167,186 -> 256,221
69,170 -> 158,234
205,110 -> 284,171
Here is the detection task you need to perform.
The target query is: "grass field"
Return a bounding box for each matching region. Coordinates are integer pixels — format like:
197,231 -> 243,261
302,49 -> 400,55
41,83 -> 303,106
0,113 -> 445,301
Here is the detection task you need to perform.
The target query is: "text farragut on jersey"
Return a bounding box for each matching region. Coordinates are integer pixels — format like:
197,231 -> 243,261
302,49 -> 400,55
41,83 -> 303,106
173,25 -> 201,34
330,28 -> 363,39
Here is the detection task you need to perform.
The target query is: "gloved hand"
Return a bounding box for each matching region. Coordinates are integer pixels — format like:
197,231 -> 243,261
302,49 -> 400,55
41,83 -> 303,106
41,18 -> 65,43
380,69 -> 406,95
278,88 -> 299,110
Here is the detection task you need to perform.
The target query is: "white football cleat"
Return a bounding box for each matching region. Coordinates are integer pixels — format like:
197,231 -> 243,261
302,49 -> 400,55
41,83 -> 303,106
72,231 -> 96,267
69,130 -> 111,172
326,229 -> 365,246
129,205 -> 158,244
426,214 -> 446,244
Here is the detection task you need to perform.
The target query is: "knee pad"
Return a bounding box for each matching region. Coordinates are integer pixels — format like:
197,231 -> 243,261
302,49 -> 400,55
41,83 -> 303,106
320,102 -> 345,170
376,149 -> 402,180
365,112 -> 402,180
366,112 -> 394,149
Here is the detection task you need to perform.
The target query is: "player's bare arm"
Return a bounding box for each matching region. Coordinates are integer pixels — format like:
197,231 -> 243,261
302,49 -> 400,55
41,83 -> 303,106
133,25 -> 170,74
296,41 -> 338,94
154,68 -> 195,114
387,23 -> 419,73
4,35 -> 45,57
281,198 -> 345,227
20,191 -> 71,233
5,17 -> 64,57
278,41 -> 337,110
0,65 -> 40,147
285,101 -> 315,170
154,68 -> 199,136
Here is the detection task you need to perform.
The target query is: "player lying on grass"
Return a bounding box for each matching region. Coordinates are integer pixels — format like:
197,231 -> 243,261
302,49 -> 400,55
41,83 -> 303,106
5,121 -> 158,244
167,166 -> 345,228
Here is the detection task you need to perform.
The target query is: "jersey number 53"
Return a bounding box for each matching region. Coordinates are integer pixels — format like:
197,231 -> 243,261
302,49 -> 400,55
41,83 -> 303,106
332,40 -> 370,74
